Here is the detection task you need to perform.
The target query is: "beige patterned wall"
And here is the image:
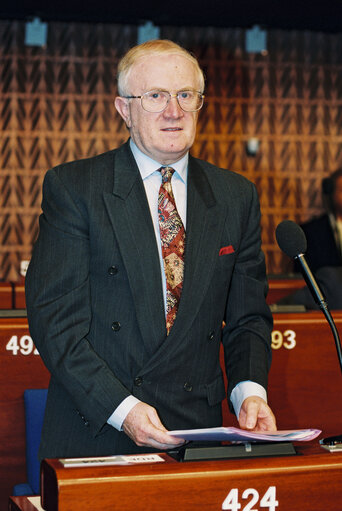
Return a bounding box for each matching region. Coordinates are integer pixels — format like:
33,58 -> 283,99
1,20 -> 342,280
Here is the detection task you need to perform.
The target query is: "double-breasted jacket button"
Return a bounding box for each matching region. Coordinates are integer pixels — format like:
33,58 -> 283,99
111,321 -> 121,331
134,377 -> 143,386
76,410 -> 90,427
208,331 -> 215,341
183,382 -> 193,392
108,266 -> 118,275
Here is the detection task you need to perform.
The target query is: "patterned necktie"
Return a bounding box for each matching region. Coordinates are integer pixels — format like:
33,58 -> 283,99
158,167 -> 185,334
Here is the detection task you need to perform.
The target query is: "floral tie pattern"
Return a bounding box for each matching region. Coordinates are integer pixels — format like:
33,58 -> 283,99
158,167 -> 185,334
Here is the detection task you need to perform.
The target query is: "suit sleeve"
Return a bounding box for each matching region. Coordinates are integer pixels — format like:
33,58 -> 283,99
25,168 -> 131,437
222,180 -> 273,406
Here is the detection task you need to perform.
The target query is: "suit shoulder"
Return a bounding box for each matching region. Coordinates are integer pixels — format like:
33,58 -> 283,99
42,144 -> 132,198
49,148 -> 116,181
41,148 -> 124,210
191,156 -> 255,190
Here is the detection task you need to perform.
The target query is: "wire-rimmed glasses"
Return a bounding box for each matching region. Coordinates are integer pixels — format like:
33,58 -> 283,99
123,89 -> 204,113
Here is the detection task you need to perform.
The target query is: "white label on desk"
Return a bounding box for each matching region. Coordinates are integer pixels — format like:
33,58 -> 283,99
60,454 -> 165,467
222,486 -> 278,510
121,454 -> 165,463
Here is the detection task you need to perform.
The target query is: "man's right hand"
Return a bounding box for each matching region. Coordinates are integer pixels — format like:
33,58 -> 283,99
122,402 -> 185,450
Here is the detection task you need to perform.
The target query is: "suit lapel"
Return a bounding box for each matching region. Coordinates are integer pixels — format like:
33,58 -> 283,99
103,143 -> 167,354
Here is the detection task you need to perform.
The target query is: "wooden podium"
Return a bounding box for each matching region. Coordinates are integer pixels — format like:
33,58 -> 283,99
8,443 -> 342,511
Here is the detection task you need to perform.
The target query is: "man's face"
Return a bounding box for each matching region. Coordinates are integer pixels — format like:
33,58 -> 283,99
115,53 -> 201,165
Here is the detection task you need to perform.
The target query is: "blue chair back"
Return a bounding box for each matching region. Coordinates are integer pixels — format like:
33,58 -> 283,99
13,388 -> 48,495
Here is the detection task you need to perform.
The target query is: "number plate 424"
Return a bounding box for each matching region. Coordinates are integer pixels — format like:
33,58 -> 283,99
222,486 -> 278,511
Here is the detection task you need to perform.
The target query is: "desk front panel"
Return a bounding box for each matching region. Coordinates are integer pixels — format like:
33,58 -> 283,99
40,445 -> 342,511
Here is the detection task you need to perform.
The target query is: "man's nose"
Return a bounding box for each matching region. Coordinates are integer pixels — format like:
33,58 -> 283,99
163,95 -> 183,117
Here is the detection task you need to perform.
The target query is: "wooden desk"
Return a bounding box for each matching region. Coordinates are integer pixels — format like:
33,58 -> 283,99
14,284 -> 26,309
0,312 -> 50,511
9,443 -> 342,511
266,277 -> 305,304
0,282 -> 14,309
2,311 -> 342,511
0,281 -> 26,310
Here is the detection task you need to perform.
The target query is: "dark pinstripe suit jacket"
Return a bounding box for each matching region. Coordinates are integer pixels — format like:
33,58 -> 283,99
25,141 -> 272,459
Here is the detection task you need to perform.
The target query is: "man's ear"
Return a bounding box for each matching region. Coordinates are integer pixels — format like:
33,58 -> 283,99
114,97 -> 131,128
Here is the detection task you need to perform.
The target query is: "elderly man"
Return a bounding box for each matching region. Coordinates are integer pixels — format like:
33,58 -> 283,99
26,39 -> 276,459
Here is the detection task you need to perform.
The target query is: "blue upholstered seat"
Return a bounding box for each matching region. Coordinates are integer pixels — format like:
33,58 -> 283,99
12,388 -> 48,496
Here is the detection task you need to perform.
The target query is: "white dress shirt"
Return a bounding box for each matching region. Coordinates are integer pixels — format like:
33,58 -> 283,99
107,140 -> 267,431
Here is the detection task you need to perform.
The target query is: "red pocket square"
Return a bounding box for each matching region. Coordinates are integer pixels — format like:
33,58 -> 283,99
219,245 -> 235,256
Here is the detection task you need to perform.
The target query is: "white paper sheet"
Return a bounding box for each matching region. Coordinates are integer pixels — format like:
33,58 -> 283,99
168,426 -> 322,442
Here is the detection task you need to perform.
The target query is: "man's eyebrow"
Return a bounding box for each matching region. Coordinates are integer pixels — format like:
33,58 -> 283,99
143,87 -> 198,93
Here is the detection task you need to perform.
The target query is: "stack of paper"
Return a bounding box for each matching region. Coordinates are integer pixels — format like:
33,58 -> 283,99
168,426 -> 322,443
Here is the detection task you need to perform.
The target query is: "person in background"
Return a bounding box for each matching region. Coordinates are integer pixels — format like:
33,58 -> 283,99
299,168 -> 342,272
25,39 -> 276,460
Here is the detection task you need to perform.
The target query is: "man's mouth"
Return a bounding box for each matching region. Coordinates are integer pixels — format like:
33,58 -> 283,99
161,128 -> 182,132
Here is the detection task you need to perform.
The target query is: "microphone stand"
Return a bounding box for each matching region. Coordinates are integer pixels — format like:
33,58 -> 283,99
295,254 -> 342,448
295,254 -> 342,374
320,304 -> 342,374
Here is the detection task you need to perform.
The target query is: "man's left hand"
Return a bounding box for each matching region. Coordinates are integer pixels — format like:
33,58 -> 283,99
238,396 -> 277,432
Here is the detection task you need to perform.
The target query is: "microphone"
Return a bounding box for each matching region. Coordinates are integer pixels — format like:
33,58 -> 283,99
275,220 -> 327,308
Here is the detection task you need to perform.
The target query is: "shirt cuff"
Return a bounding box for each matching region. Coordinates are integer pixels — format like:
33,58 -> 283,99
107,395 -> 141,431
230,381 -> 267,419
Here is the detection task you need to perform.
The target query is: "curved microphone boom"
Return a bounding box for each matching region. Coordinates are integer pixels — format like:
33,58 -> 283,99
275,219 -> 342,375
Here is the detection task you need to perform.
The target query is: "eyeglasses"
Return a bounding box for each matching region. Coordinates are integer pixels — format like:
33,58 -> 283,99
123,89 -> 205,113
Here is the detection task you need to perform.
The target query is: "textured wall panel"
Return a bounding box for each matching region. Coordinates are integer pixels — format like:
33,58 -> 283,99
1,21 -> 342,280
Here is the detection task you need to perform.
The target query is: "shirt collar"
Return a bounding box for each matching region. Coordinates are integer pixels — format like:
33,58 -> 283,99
129,139 -> 188,183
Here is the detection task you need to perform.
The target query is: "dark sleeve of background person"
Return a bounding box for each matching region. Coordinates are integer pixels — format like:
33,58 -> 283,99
277,266 -> 342,310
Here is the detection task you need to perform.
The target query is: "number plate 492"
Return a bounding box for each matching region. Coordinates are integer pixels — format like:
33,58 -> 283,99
6,335 -> 39,356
